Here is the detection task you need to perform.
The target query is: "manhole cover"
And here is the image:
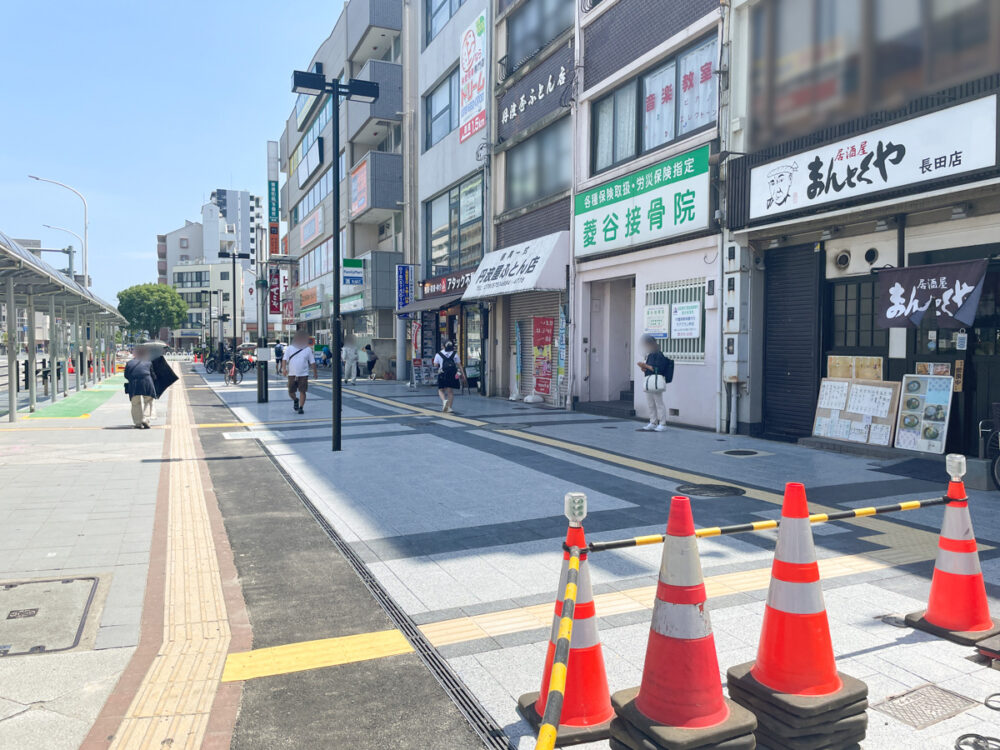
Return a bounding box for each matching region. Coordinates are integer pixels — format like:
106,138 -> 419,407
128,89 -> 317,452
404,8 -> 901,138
0,578 -> 97,656
723,449 -> 759,457
873,684 -> 976,729
675,483 -> 746,497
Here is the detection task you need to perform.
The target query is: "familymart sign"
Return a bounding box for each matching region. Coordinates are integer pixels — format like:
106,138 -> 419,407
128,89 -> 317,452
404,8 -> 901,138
574,144 -> 710,258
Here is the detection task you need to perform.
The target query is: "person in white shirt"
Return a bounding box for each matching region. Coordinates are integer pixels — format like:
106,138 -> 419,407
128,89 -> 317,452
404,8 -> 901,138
281,330 -> 318,414
341,336 -> 359,385
432,341 -> 464,413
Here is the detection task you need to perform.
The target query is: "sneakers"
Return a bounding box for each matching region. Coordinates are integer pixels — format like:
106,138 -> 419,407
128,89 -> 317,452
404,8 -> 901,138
293,397 -> 299,411
444,406 -> 453,413
641,422 -> 656,431
296,406 -> 304,415
654,424 -> 667,432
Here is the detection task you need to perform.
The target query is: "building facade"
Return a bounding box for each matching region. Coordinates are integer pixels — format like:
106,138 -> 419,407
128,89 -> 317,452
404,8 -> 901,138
169,260 -> 249,350
210,189 -> 263,269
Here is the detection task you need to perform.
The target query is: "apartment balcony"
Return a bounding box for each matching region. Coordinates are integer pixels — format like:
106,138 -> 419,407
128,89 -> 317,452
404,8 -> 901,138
348,151 -> 402,225
346,59 -> 402,147
157,242 -> 167,260
347,0 -> 401,65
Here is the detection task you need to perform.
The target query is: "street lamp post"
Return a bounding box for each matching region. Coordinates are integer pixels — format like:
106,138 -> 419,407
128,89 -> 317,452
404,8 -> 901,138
203,289 -> 221,354
29,176 -> 88,288
291,70 -> 378,452
42,225 -> 81,278
218,249 -> 250,356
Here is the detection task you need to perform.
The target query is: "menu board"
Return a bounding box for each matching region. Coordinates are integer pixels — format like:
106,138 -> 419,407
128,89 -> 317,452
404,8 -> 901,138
894,375 -> 954,454
812,378 -> 901,447
826,355 -> 884,381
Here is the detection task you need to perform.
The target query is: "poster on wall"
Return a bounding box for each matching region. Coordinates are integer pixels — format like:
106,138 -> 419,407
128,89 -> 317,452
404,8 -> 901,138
677,37 -> 717,135
532,317 -> 554,395
350,161 -> 368,216
643,304 -> 670,336
894,374 -> 954,454
671,301 -> 702,339
514,321 -> 522,396
458,12 -> 487,143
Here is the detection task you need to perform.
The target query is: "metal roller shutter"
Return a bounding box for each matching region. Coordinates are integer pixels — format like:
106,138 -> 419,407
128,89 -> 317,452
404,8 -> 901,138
507,291 -> 566,407
763,245 -> 822,439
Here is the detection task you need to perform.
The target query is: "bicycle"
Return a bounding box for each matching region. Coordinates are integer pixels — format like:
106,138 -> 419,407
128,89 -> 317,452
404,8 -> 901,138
977,402 -> 1000,491
204,356 -> 218,374
236,354 -> 254,374
223,358 -> 243,386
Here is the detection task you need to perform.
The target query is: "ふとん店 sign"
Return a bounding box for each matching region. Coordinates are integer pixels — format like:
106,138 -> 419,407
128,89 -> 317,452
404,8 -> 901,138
574,144 -> 710,258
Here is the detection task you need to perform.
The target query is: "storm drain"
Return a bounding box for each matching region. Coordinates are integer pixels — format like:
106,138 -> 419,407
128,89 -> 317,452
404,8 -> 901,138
0,577 -> 98,656
872,684 -> 976,729
675,483 -> 746,497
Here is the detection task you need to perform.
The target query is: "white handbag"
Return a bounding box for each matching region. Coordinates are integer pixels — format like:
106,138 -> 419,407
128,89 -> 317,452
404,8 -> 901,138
643,374 -> 667,393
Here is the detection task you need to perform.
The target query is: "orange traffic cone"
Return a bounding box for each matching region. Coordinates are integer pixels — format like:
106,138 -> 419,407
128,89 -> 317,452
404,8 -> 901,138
611,496 -> 756,749
68,361 -> 74,374
751,482 -> 840,696
518,519 -> 613,745
906,464 -> 1000,645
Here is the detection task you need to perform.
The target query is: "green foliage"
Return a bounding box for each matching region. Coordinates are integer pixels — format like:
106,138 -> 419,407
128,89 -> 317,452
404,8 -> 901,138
117,283 -> 188,339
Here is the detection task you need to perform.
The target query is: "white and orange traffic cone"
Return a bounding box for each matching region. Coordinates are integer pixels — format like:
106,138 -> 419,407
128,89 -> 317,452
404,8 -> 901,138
518,493 -> 613,745
907,455 -> 1000,645
612,496 -> 756,750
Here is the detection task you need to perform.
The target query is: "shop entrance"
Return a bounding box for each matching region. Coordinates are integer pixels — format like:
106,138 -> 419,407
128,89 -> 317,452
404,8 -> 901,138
586,277 -> 634,403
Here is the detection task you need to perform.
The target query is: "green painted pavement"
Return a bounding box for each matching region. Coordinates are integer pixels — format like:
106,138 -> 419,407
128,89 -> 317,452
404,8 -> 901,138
27,375 -> 126,418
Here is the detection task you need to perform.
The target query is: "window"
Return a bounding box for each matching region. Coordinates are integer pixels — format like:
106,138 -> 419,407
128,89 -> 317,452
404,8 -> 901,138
425,173 -> 483,276
507,0 -> 574,73
172,271 -> 209,288
179,238 -> 189,249
220,271 -> 229,281
426,0 -> 464,44
339,151 -> 346,182
592,36 -> 718,174
179,254 -> 189,262
425,68 -> 460,149
289,95 -> 333,173
831,280 -> 887,350
505,116 -> 571,209
645,278 -> 706,362
222,292 -> 230,302
297,236 -> 336,284
291,167 -> 334,226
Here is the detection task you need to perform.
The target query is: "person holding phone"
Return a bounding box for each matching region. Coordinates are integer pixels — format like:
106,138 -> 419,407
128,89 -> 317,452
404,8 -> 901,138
637,334 -> 674,432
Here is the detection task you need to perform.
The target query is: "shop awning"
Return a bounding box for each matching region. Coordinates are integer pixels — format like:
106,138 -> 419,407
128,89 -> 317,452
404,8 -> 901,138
462,231 -> 569,301
396,293 -> 464,316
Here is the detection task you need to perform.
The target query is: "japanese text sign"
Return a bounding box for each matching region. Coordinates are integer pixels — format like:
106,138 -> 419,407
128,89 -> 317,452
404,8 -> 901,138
877,259 -> 987,329
749,96 -> 997,221
350,160 -> 369,217
268,267 -> 281,315
532,317 -> 554,395
497,44 -> 573,142
459,13 -> 487,143
463,231 -> 568,300
396,264 -> 414,313
574,144 -> 710,258
422,269 -> 473,298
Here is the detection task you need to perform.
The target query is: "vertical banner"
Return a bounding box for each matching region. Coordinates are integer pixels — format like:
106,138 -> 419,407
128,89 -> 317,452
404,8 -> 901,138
558,305 -> 567,400
514,321 -> 522,397
532,316 -> 555,395
267,140 -> 281,255
282,299 -> 295,327
268,267 -> 281,314
458,12 -> 487,142
396,264 -> 414,314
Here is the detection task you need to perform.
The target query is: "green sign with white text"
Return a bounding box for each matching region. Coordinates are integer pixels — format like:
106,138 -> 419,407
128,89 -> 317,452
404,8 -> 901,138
574,144 -> 710,258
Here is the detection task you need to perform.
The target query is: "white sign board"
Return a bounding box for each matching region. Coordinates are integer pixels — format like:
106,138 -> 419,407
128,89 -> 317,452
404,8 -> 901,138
643,305 -> 669,336
670,301 -> 702,339
749,95 -> 998,221
463,232 -> 568,300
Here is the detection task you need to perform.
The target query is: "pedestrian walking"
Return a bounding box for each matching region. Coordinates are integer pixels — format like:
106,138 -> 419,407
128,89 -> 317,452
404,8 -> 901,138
282,330 -> 317,415
124,345 -> 157,429
364,344 -> 378,380
341,336 -> 359,385
637,334 -> 674,432
433,341 -> 464,413
321,344 -> 332,368
274,340 -> 284,368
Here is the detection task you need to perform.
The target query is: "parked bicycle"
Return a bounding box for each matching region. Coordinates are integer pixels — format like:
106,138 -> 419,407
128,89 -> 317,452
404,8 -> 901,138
223,357 -> 243,386
976,402 -> 1000,491
204,356 -> 219,374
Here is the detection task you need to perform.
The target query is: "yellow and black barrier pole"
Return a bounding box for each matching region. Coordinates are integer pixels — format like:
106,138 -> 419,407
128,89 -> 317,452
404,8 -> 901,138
588,496 -> 950,553
534,544 -> 581,750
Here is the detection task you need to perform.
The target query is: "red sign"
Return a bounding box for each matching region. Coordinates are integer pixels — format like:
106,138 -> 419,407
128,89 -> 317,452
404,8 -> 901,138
422,269 -> 474,298
532,316 -> 555,395
282,299 -> 295,326
268,267 -> 281,314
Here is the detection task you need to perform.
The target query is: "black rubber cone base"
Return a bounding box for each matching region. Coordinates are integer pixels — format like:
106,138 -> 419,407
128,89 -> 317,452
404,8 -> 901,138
612,687 -> 757,750
904,609 -> 1000,646
976,633 -> 1000,660
610,716 -> 756,750
516,691 -> 612,746
726,662 -> 867,721
727,682 -> 867,730
755,722 -> 866,750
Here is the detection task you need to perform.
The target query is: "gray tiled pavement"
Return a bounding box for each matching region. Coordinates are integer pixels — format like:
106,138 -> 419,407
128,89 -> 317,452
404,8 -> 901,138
206,368 -> 1000,750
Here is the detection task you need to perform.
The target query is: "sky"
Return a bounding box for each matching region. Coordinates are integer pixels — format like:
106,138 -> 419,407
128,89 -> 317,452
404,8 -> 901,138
0,1 -> 344,305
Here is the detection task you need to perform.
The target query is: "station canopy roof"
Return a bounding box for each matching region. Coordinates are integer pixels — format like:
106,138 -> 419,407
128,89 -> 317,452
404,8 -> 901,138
0,230 -> 125,323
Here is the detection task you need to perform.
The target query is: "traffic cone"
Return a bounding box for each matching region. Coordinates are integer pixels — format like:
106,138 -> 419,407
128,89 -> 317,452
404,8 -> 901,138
67,361 -> 74,374
906,470 -> 1000,645
728,483 -> 868,749
517,520 -> 613,745
611,496 -> 756,750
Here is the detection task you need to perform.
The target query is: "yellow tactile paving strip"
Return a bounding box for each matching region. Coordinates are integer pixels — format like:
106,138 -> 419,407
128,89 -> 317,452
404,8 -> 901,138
108,378 -> 232,750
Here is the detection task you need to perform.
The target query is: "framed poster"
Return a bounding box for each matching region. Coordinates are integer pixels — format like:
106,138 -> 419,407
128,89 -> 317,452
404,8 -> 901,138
894,375 -> 954,454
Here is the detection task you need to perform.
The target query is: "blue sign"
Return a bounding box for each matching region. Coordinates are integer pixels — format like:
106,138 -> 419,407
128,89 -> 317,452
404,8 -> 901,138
396,264 -> 414,316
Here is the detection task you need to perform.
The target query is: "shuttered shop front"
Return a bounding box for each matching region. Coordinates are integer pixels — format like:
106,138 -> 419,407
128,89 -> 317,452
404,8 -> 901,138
507,291 -> 566,407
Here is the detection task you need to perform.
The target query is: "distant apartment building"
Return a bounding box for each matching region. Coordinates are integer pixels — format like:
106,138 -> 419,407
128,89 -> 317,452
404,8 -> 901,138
210,189 -> 264,266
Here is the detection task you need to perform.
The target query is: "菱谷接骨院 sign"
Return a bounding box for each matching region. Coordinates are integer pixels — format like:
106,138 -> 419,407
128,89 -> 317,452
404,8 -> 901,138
574,144 -> 710,258
749,95 -> 997,221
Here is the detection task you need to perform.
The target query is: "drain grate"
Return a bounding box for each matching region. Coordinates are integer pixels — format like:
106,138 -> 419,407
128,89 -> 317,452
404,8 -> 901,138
873,684 -> 976,729
723,449 -> 760,457
0,577 -> 97,656
675,483 -> 746,497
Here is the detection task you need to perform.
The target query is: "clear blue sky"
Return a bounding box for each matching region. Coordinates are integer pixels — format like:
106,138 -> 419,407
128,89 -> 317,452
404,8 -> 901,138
0,1 -> 344,305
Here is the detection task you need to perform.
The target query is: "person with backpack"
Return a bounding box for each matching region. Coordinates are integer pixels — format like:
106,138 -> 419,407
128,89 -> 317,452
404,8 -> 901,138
281,330 -> 317,414
273,340 -> 284,378
364,344 -> 378,380
433,341 -> 464,413
637,334 -> 674,432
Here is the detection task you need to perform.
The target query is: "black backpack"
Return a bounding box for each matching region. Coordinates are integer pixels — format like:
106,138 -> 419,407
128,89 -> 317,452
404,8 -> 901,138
440,352 -> 458,378
662,355 -> 675,383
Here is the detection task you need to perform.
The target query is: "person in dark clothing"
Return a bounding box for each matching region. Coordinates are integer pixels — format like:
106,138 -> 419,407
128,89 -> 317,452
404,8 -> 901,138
124,345 -> 157,429
636,334 -> 673,432
364,344 -> 378,380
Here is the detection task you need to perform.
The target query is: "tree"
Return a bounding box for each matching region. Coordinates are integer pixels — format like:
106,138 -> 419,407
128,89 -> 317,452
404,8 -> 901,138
117,284 -> 188,340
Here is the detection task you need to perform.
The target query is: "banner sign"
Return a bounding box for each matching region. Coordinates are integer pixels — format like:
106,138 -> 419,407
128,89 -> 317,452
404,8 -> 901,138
514,320 -> 522,396
396,264 -> 414,314
459,12 -> 487,143
574,144 -> 711,258
350,160 -> 369,216
557,304 -> 566,398
423,268 -> 473,298
532,316 -> 554,395
749,95 -> 998,221
877,259 -> 987,329
282,299 -> 295,327
268,267 -> 281,314
497,43 -> 572,142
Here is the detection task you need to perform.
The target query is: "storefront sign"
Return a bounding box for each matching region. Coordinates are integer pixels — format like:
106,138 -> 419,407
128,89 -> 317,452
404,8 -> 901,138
574,144 -> 711,258
514,320 -> 522,396
532,317 -> 555,395
895,374 -> 954,454
396,264 -> 414,315
342,257 -> 364,286
300,305 -> 323,322
459,12 -> 487,143
299,206 -> 323,247
643,304 -> 670,336
877,259 -> 987,328
268,182 -> 279,222
342,292 -> 364,313
281,299 -> 295,327
558,305 -> 566,395
268,141 -> 281,256
463,231 -> 568,300
350,160 -> 368,217
671,301 -> 702,339
749,95 -> 998,221
497,43 -> 573,142
268,267 -> 281,314
422,268 -> 473,298
300,286 -> 318,308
